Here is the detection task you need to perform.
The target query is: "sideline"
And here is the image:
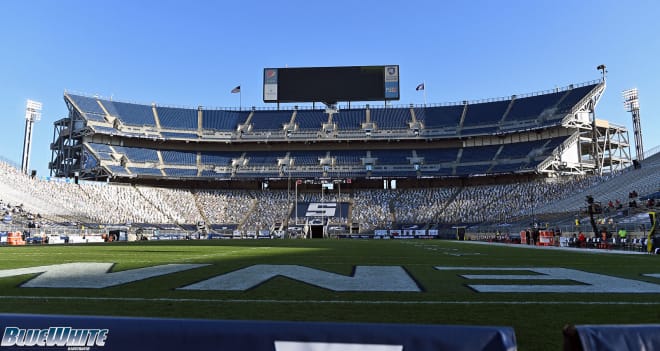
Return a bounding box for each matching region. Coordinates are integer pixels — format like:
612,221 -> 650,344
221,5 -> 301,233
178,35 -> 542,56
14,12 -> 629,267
456,240 -> 651,255
1,295 -> 659,305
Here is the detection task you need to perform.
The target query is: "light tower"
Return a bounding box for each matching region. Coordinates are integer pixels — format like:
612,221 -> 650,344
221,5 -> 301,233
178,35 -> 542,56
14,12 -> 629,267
622,88 -> 643,161
21,99 -> 42,175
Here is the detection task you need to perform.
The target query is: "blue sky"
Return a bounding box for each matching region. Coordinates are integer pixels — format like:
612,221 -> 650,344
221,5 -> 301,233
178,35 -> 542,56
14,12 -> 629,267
1,0 -> 659,177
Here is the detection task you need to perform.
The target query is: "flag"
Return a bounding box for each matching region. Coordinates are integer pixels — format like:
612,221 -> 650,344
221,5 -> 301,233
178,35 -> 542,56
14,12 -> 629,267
415,83 -> 425,91
231,85 -> 241,93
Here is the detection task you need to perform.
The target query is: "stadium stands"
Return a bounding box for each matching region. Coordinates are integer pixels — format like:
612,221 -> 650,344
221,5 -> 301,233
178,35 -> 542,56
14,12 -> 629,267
370,107 -> 411,130
202,109 -> 250,131
249,110 -> 292,131
161,150 -> 197,166
334,109 -> 365,130
102,100 -> 155,126
462,100 -> 509,127
415,105 -> 464,129
295,110 -> 328,130
157,106 -> 198,130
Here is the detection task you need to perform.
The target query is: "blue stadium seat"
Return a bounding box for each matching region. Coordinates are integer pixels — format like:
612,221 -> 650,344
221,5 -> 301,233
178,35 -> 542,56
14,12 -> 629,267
106,165 -> 129,176
331,150 -> 365,165
505,92 -> 564,122
161,150 -> 197,165
370,107 -> 411,130
245,151 -> 284,166
497,140 -> 546,159
128,167 -> 163,176
289,151 -> 326,165
113,146 -> 159,163
86,143 -> 115,161
295,110 -> 328,130
102,100 -> 156,126
334,109 -> 365,130
250,110 -> 292,131
556,84 -> 598,113
68,94 -> 106,116
415,148 -> 459,164
415,105 -> 464,129
462,100 -> 509,126
157,106 -> 198,130
371,150 -> 412,165
202,110 -> 250,131
200,151 -> 242,166
459,145 -> 500,163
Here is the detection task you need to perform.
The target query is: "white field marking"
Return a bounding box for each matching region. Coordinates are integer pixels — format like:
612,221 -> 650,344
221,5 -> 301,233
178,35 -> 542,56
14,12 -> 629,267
435,267 -> 660,293
178,265 -> 421,292
0,263 -> 208,289
0,295 -> 659,305
644,274 -> 660,279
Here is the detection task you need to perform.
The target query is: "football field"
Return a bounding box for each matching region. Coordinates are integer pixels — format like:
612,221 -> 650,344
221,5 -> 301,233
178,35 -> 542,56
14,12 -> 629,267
1,239 -> 658,350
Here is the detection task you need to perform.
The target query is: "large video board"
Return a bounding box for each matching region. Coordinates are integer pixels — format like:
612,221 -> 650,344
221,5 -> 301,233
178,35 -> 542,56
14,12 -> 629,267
263,65 -> 399,104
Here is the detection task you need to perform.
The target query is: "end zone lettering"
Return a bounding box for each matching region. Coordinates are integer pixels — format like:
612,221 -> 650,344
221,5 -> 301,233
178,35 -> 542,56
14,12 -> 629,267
1,327 -> 108,348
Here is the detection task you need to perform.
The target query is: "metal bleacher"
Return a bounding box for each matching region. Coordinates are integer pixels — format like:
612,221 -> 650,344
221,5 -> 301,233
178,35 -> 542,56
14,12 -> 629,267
535,151 -> 660,214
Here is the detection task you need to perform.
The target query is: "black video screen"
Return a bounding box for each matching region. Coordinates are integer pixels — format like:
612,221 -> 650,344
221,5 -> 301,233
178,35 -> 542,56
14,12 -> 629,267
277,66 -> 386,103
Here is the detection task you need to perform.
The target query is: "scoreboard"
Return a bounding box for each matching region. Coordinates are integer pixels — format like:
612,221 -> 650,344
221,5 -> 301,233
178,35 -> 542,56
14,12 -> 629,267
263,65 -> 399,104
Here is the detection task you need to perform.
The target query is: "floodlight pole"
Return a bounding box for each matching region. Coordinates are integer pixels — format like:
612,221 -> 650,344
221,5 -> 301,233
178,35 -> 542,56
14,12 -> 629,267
622,88 -> 643,161
21,100 -> 42,175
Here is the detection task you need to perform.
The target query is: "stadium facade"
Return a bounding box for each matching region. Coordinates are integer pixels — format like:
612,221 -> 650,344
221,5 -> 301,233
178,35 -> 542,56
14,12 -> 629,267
50,78 -> 631,187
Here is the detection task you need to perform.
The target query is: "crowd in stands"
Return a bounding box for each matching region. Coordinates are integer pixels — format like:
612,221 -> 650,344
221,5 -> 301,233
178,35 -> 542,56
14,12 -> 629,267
195,190 -> 254,226
0,160 -> 657,234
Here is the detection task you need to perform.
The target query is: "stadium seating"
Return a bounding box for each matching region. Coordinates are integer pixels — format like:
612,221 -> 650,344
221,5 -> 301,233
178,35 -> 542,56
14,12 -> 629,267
161,150 -> 197,165
295,110 -> 328,130
371,149 -> 412,165
334,109 -> 365,130
200,151 -> 242,166
112,146 -> 159,163
370,107 -> 411,130
504,91 -> 564,122
157,106 -> 198,130
102,100 -> 156,126
163,168 -> 198,177
68,94 -> 105,115
555,83 -> 598,113
86,143 -> 115,161
414,105 -> 464,129
463,100 -> 510,127
249,110 -> 292,131
202,109 -> 250,131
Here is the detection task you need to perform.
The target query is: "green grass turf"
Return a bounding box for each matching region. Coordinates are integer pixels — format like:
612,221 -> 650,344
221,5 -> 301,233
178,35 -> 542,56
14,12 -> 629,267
1,240 -> 659,351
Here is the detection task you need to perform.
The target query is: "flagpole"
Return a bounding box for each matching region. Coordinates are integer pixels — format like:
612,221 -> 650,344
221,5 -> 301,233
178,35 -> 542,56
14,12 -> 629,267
239,83 -> 242,110
423,80 -> 427,106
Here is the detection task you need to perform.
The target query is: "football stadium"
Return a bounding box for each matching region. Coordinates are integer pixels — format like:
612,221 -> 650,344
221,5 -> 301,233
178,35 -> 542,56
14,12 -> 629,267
0,62 -> 659,351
